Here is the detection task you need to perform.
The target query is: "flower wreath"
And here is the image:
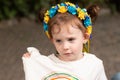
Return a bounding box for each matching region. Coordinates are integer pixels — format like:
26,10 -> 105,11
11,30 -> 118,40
43,2 -> 92,38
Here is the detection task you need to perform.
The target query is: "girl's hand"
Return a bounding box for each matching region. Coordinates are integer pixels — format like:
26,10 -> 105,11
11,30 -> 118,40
23,52 -> 31,58
23,47 -> 40,58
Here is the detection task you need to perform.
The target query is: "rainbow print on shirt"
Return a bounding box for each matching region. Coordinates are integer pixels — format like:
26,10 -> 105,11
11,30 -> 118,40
43,72 -> 79,80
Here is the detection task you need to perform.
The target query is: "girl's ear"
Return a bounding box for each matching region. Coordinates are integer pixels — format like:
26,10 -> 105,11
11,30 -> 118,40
83,33 -> 90,44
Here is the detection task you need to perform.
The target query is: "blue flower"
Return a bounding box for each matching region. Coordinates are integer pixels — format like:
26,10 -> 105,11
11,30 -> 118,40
67,6 -> 77,15
49,7 -> 57,18
55,5 -> 58,9
43,22 -> 48,31
90,34 -> 92,39
83,16 -> 92,27
60,3 -> 66,6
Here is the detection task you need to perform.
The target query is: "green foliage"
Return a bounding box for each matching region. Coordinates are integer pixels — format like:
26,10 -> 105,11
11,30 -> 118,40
0,0 -> 114,21
67,0 -> 105,7
0,0 -> 51,20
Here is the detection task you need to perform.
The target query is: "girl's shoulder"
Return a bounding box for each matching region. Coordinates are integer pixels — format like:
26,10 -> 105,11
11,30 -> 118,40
84,52 -> 103,64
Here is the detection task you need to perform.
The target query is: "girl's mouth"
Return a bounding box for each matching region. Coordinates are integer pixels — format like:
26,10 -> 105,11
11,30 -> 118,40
64,53 -> 72,56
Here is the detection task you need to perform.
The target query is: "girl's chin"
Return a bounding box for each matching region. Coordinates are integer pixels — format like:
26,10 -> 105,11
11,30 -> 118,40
59,56 -> 78,61
58,54 -> 83,61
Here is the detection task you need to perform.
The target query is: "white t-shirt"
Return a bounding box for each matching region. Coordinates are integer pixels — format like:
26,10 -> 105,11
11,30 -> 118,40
22,47 -> 107,80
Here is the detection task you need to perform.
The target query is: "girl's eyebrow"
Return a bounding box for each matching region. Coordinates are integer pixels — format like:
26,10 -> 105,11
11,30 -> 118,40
53,37 -> 62,40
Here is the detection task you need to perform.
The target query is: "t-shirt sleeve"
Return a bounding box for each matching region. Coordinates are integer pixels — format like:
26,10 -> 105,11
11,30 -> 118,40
22,47 -> 42,80
22,47 -> 55,80
96,61 -> 108,80
22,57 -> 40,80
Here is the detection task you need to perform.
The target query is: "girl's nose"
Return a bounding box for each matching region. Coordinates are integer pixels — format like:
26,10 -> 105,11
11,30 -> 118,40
63,42 -> 69,50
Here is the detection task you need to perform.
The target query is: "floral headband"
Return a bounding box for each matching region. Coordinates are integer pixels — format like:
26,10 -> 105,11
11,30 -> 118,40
43,2 -> 92,38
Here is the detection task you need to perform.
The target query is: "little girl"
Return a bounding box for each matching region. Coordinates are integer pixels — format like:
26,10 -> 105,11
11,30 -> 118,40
22,2 -> 107,80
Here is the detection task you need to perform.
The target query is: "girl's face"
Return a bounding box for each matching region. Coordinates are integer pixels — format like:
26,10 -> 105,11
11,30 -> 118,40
51,25 -> 87,61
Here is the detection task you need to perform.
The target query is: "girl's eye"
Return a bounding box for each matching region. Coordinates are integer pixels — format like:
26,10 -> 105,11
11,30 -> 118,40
56,39 -> 61,43
68,38 -> 75,41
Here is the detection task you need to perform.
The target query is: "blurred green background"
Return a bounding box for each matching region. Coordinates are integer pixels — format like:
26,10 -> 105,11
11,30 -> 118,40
0,0 -> 120,21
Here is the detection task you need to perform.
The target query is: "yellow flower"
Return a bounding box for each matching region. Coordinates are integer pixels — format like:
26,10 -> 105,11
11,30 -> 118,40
45,10 -> 49,16
77,8 -> 81,12
45,31 -> 50,38
52,6 -> 55,8
86,26 -> 92,34
58,6 -> 67,13
78,10 -> 85,20
69,3 -> 75,7
65,2 -> 75,7
65,2 -> 70,5
44,16 -> 49,23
